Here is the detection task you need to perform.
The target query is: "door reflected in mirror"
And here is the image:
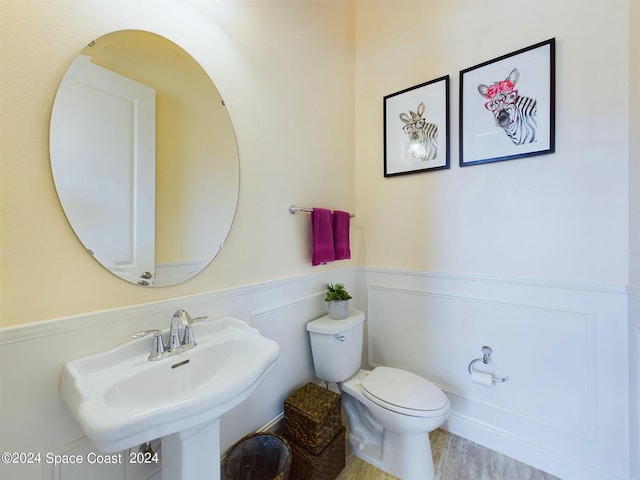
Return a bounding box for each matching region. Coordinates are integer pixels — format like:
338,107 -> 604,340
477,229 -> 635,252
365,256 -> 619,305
50,30 -> 239,287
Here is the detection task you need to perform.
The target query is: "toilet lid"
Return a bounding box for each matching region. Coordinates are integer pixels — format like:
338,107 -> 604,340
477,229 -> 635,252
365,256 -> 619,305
361,367 -> 448,416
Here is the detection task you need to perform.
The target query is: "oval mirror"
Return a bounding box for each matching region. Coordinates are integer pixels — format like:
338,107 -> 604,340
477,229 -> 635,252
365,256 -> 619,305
50,30 -> 239,287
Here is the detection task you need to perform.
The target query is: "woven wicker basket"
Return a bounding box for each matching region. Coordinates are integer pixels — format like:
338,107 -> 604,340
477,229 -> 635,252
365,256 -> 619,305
282,383 -> 342,455
289,426 -> 345,480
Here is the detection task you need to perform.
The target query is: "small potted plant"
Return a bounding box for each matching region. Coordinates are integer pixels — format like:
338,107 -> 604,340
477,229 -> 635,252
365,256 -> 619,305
324,283 -> 352,320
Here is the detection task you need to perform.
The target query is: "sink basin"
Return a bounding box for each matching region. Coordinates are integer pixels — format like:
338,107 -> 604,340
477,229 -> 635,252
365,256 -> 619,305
60,317 -> 279,454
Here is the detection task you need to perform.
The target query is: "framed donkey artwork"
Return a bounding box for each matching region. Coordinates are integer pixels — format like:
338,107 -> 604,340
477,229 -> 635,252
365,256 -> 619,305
384,75 -> 450,177
459,38 -> 555,167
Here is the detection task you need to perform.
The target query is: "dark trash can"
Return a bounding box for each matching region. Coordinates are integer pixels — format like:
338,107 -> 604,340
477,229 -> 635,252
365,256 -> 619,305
225,432 -> 292,480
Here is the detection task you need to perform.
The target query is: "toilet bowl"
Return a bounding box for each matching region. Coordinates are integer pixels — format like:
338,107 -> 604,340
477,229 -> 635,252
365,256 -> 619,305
306,310 -> 450,480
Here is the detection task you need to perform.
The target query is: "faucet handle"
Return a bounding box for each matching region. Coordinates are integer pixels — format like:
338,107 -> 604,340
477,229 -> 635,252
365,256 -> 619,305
184,315 -> 208,325
132,329 -> 162,339
133,330 -> 165,361
182,324 -> 196,347
180,315 -> 207,347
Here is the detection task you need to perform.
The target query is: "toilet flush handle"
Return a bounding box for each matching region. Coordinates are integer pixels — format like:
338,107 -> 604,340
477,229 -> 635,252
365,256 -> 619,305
335,334 -> 346,341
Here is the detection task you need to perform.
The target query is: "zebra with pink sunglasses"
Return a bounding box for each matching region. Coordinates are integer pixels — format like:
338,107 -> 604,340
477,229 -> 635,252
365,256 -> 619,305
478,68 -> 537,146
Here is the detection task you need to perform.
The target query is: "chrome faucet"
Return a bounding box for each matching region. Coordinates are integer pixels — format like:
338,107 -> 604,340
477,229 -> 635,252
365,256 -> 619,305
168,310 -> 184,352
133,309 -> 208,361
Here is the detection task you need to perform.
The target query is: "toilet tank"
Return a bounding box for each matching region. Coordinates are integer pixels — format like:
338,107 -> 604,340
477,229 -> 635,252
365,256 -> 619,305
306,310 -> 365,383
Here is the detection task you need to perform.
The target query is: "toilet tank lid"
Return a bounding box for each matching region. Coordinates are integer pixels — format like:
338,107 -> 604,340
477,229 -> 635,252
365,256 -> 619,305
306,310 -> 364,334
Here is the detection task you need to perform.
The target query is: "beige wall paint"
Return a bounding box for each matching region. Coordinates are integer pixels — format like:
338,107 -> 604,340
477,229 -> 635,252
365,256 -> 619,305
355,0 -> 629,286
0,0 -> 356,326
1,0 -> 634,327
630,0 -> 640,288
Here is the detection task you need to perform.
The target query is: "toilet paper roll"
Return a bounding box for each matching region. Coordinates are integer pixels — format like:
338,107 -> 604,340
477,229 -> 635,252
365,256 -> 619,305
471,370 -> 494,386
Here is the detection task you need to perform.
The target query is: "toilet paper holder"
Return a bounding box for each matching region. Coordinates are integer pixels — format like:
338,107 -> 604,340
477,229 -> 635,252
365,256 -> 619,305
467,346 -> 507,384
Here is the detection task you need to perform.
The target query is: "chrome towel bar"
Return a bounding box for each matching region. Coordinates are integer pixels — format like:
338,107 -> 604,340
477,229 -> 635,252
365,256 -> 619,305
289,205 -> 355,218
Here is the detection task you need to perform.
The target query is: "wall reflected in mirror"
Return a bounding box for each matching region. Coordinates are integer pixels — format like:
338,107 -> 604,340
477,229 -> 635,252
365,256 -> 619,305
50,30 -> 239,287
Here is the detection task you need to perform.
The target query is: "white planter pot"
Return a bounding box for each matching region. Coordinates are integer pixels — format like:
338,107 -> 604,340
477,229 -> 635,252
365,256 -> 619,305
328,300 -> 349,320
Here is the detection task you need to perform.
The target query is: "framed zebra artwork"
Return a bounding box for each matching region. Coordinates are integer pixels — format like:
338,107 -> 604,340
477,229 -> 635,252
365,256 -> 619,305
383,75 -> 450,177
459,38 -> 555,167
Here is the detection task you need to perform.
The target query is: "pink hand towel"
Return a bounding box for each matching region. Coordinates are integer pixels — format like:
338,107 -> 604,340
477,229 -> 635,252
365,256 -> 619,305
311,208 -> 335,266
333,210 -> 351,260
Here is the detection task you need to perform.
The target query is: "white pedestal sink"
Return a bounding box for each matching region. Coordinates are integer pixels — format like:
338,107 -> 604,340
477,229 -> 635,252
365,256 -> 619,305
60,317 -> 279,480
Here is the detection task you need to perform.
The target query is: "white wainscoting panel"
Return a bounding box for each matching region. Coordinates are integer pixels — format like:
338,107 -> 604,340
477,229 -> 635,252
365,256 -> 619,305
218,291 -> 327,451
45,437 -> 124,480
363,268 -> 629,480
368,285 -> 596,439
629,285 -> 640,480
0,268 -> 356,480
44,437 -> 162,480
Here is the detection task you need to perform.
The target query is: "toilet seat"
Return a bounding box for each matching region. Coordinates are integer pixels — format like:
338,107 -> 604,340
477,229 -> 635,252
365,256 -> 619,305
361,367 -> 449,417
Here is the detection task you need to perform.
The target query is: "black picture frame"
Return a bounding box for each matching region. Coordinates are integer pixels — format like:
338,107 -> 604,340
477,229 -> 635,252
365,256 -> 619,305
384,75 -> 450,177
459,38 -> 555,167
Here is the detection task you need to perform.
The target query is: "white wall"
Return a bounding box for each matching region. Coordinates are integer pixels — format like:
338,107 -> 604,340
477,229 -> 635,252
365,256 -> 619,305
0,268 -> 358,480
0,1 -> 637,479
354,0 -> 629,286
363,268 -> 628,480
629,2 -> 640,477
0,2 -> 357,478
0,266 -> 630,480
629,287 -> 640,480
629,0 -> 640,290
353,1 -> 633,478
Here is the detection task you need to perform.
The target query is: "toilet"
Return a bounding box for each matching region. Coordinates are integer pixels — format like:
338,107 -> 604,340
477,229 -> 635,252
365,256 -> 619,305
306,310 -> 449,480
